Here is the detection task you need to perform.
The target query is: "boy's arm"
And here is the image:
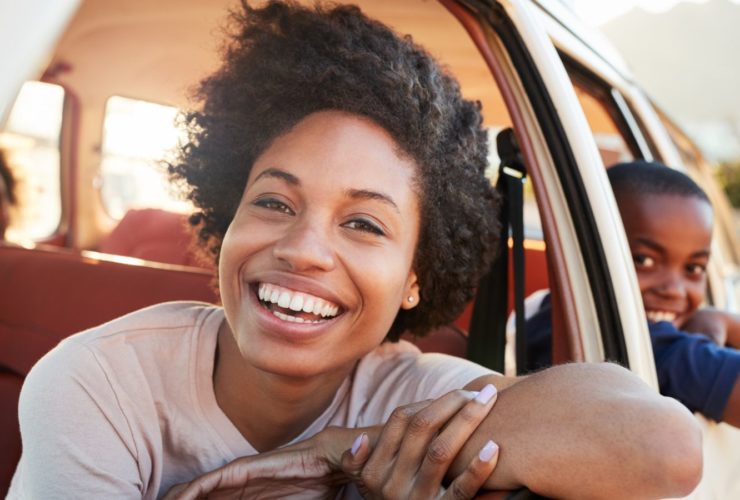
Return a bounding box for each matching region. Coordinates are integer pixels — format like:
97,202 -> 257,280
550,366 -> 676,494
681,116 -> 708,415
681,307 -> 740,347
722,379 -> 740,427
721,311 -> 740,348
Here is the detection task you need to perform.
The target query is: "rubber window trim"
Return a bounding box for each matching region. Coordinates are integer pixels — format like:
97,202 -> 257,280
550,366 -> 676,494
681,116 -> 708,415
456,0 -> 629,365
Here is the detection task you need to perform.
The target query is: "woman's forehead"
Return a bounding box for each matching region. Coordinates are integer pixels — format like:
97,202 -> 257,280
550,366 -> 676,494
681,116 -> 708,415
247,111 -> 419,201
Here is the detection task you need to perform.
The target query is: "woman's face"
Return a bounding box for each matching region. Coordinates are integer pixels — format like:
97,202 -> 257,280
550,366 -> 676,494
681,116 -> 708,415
219,111 -> 421,378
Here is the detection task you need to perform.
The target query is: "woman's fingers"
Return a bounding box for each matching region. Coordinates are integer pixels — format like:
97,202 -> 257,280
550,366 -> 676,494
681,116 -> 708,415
165,444 -> 337,499
358,399 -> 433,477
441,440 -> 500,499
413,384 -> 498,490
387,389 -> 487,486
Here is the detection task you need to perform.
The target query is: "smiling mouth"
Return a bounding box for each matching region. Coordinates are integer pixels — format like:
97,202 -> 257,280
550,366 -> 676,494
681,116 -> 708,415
256,282 -> 342,324
645,310 -> 678,323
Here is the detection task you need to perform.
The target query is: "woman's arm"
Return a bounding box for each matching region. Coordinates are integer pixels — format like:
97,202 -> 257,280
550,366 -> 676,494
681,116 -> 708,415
166,391 -> 501,499
173,363 -> 702,499
451,363 -> 702,499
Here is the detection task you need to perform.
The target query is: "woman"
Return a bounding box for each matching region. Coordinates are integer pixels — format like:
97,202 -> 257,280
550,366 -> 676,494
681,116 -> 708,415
10,2 -> 701,498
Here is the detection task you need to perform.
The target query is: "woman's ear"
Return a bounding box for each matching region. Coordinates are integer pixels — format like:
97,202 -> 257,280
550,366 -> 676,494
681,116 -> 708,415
401,271 -> 420,310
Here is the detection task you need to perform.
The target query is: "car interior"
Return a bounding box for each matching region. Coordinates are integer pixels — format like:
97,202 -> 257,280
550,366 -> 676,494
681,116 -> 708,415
1,0 -> 738,495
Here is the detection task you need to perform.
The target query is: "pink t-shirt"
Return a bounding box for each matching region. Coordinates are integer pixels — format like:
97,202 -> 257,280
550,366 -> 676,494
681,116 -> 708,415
8,302 -> 492,498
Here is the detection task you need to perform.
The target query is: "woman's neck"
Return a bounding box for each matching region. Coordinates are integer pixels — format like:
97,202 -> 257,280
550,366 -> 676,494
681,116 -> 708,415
212,320 -> 353,452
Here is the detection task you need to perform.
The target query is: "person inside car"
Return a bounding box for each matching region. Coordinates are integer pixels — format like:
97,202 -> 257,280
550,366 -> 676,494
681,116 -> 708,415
9,3 -> 702,499
522,160 -> 740,428
0,150 -> 16,240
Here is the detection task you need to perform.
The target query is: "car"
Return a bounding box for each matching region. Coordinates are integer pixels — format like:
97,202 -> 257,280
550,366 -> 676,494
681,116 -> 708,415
1,0 -> 738,497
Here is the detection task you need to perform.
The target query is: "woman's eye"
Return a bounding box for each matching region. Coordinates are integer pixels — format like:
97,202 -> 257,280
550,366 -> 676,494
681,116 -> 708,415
344,219 -> 385,236
253,198 -> 294,215
686,263 -> 707,276
633,254 -> 655,268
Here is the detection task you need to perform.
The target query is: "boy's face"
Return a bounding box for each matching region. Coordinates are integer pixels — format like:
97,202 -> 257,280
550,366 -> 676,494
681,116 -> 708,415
616,192 -> 713,328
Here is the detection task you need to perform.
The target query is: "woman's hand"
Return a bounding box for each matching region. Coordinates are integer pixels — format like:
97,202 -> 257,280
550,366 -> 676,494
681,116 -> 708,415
161,430 -> 358,500
163,385 -> 499,499
340,384 -> 500,499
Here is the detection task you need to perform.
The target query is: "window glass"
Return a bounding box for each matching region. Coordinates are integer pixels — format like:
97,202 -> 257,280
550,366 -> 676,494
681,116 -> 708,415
100,96 -> 191,220
0,81 -> 64,241
570,80 -> 634,166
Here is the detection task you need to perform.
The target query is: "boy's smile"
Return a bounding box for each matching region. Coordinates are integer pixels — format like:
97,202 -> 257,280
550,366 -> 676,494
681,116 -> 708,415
616,192 -> 714,328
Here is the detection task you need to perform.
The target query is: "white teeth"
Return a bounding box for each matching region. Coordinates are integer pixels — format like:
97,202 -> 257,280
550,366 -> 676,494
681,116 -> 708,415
646,311 -> 677,323
272,310 -> 323,324
303,297 -> 315,314
289,295 -> 304,312
278,291 -> 291,308
257,282 -> 340,319
320,304 -> 338,318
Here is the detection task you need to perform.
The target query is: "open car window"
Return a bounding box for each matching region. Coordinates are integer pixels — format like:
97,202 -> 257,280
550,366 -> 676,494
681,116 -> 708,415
99,96 -> 190,220
0,81 -> 65,242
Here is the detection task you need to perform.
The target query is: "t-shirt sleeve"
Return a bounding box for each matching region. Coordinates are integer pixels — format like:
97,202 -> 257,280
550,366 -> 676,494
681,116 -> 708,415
9,339 -> 144,499
650,321 -> 740,422
352,342 -> 495,426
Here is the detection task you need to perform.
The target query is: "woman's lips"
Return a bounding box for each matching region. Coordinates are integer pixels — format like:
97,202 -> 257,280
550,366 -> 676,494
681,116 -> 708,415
248,282 -> 343,339
257,282 -> 340,319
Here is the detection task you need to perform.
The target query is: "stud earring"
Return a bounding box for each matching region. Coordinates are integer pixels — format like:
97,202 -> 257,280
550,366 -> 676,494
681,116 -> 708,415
407,296 -> 415,303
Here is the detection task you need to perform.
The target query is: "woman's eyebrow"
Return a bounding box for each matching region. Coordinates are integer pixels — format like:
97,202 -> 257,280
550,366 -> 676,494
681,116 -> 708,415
254,168 -> 300,185
345,188 -> 399,213
690,249 -> 711,259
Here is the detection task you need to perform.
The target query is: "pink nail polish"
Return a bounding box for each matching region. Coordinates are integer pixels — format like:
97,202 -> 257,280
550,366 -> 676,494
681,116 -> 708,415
479,440 -> 498,462
351,433 -> 365,456
475,384 -> 497,404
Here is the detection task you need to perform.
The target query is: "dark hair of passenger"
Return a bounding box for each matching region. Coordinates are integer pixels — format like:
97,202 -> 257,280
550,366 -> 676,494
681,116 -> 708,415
0,150 -> 16,206
607,160 -> 710,204
168,0 -> 501,340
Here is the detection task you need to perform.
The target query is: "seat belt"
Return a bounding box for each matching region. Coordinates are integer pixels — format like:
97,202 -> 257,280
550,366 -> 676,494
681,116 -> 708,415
467,128 -> 527,374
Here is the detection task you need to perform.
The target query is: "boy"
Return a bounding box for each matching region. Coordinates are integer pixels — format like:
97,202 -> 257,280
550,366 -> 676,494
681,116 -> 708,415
523,160 -> 740,427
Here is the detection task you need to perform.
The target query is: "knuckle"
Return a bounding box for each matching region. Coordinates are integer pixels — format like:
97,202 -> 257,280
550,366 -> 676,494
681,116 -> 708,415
426,438 -> 453,465
408,413 -> 434,434
360,465 -> 383,491
380,483 -> 400,500
448,481 -> 473,500
389,405 -> 415,424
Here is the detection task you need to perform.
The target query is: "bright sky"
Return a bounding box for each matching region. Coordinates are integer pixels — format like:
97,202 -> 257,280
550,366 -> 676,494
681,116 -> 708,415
571,0 -> 740,25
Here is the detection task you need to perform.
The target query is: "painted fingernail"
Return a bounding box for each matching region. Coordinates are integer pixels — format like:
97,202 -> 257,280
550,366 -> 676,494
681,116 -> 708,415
479,440 -> 499,462
351,433 -> 365,456
475,384 -> 497,404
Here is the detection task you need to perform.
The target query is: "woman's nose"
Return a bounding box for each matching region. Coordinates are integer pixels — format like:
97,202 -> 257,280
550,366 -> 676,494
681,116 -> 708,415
272,219 -> 336,272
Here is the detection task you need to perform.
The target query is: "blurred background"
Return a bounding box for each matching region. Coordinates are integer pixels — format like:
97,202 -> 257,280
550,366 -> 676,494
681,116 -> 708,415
569,0 -> 740,223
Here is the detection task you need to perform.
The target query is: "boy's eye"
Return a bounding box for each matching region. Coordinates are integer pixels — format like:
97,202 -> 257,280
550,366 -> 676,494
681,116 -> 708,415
343,218 -> 385,236
253,197 -> 294,215
633,254 -> 655,268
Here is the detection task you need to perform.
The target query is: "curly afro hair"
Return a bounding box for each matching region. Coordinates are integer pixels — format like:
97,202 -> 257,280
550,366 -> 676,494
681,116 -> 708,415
168,0 -> 501,340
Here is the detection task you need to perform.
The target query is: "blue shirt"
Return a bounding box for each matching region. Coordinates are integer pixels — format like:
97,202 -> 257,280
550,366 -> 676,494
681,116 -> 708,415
524,293 -> 740,421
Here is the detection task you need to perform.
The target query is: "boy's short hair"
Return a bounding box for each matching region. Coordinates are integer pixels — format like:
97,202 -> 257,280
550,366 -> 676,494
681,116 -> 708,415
607,160 -> 710,204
